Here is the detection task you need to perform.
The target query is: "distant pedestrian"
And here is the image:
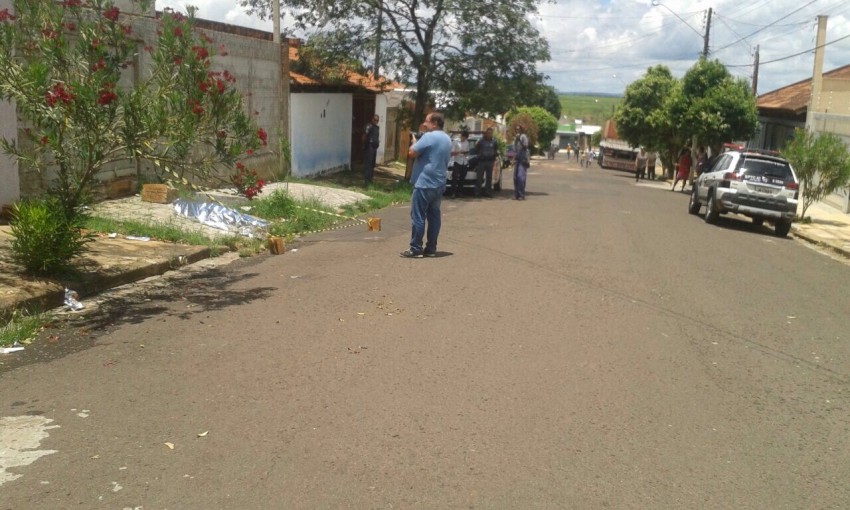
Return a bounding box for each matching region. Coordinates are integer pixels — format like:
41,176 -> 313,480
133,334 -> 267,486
401,112 -> 451,258
647,152 -> 657,180
672,147 -> 691,192
474,127 -> 498,197
362,114 -> 380,187
695,146 -> 708,177
512,125 -> 530,200
635,148 -> 648,182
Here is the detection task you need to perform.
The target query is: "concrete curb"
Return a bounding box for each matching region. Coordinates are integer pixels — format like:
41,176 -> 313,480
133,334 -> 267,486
791,227 -> 850,259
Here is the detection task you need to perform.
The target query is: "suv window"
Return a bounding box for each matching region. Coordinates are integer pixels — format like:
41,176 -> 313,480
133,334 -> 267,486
710,154 -> 733,172
737,157 -> 794,182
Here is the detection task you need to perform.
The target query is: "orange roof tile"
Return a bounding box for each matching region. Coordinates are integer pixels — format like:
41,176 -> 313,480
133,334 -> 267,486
758,64 -> 850,115
345,70 -> 404,93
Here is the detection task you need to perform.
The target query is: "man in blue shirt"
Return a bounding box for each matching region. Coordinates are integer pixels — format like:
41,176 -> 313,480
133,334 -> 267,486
401,112 -> 451,258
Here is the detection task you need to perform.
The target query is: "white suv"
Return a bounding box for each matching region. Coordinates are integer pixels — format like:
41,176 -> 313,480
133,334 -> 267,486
688,150 -> 799,237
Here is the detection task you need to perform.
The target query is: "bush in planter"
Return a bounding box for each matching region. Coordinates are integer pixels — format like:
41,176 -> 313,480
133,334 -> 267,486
10,198 -> 92,276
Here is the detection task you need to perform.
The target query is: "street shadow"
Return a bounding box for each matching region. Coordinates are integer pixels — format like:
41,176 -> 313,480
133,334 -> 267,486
0,267 -> 277,373
706,215 -> 789,239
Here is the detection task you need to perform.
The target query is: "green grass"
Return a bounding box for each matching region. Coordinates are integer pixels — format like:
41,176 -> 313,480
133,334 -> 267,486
0,309 -> 49,347
559,94 -> 622,125
83,216 -> 240,256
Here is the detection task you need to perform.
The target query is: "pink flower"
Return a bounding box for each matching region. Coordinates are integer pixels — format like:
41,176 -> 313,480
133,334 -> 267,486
97,85 -> 117,105
192,46 -> 208,61
256,128 -> 268,146
0,9 -> 14,22
103,6 -> 120,22
45,82 -> 75,107
173,26 -> 183,37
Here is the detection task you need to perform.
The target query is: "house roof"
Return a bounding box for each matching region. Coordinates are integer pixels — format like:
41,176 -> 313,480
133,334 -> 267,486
288,40 -> 403,92
757,64 -> 850,116
345,71 -> 405,93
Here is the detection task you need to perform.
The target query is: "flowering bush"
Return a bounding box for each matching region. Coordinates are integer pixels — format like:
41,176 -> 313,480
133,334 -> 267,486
231,162 -> 265,200
0,1 -> 268,271
0,0 -> 266,222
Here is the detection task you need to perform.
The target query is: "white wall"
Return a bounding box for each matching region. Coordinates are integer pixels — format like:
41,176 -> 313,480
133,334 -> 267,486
290,93 -> 352,177
0,0 -> 17,208
375,93 -> 388,164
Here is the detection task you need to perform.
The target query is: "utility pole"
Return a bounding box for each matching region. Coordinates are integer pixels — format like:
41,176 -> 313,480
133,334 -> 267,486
373,0 -> 382,77
752,45 -> 759,96
702,7 -> 712,58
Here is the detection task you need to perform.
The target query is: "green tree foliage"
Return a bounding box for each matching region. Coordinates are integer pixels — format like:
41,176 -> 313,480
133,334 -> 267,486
781,129 -> 850,219
0,1 -> 264,222
615,60 -> 758,177
679,59 -> 758,153
509,106 -> 557,153
240,0 -> 550,127
528,84 -> 561,120
614,65 -> 684,175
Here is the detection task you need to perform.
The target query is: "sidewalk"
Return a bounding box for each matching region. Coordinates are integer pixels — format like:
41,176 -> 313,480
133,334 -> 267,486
0,180 -> 372,318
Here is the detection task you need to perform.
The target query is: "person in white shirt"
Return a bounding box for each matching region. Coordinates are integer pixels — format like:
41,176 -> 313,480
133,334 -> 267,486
449,130 -> 470,198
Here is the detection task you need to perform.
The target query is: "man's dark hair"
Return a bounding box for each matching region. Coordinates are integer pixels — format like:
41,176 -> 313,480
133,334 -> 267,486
428,113 -> 445,130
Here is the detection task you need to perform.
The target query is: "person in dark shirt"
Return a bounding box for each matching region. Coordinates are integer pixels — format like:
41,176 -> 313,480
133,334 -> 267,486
362,114 -> 380,187
474,127 -> 498,197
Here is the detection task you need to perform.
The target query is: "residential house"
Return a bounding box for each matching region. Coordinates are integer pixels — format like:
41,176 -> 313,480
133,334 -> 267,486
754,64 -> 850,213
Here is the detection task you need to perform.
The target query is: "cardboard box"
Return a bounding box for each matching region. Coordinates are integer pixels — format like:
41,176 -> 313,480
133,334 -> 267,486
367,217 -> 381,231
268,236 -> 285,255
141,184 -> 178,204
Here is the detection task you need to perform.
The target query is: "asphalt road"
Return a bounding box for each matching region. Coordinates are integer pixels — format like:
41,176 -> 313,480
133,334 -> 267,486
2,157 -> 850,509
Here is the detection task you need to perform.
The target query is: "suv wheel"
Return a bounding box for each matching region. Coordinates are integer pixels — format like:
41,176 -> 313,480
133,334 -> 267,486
704,190 -> 719,224
774,219 -> 791,238
688,185 -> 701,215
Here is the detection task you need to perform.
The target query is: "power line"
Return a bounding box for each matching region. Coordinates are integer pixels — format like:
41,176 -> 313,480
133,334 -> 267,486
724,32 -> 850,67
711,0 -> 818,54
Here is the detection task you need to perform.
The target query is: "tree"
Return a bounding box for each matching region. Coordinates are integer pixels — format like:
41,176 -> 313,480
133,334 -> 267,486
508,106 -> 556,153
615,60 -> 758,178
528,84 -> 561,120
679,59 -> 758,155
507,112 -> 538,152
0,1 -> 264,221
614,65 -> 685,176
240,0 -> 550,127
781,129 -> 850,220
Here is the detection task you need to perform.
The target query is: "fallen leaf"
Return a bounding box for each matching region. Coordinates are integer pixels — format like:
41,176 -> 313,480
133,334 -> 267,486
164,442 -> 174,450
197,431 -> 209,437
91,455 -> 100,459
787,315 -> 796,319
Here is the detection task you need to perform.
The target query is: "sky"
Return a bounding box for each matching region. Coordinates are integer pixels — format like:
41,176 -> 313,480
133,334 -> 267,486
156,0 -> 850,97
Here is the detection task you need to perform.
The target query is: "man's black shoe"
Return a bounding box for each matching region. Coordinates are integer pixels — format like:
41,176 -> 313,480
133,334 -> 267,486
400,250 -> 423,258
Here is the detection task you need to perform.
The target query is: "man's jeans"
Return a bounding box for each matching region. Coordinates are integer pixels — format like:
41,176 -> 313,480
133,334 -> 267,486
514,162 -> 527,199
409,187 -> 443,254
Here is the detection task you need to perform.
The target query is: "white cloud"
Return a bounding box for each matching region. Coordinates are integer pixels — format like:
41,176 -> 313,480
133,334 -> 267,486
157,0 -> 850,96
